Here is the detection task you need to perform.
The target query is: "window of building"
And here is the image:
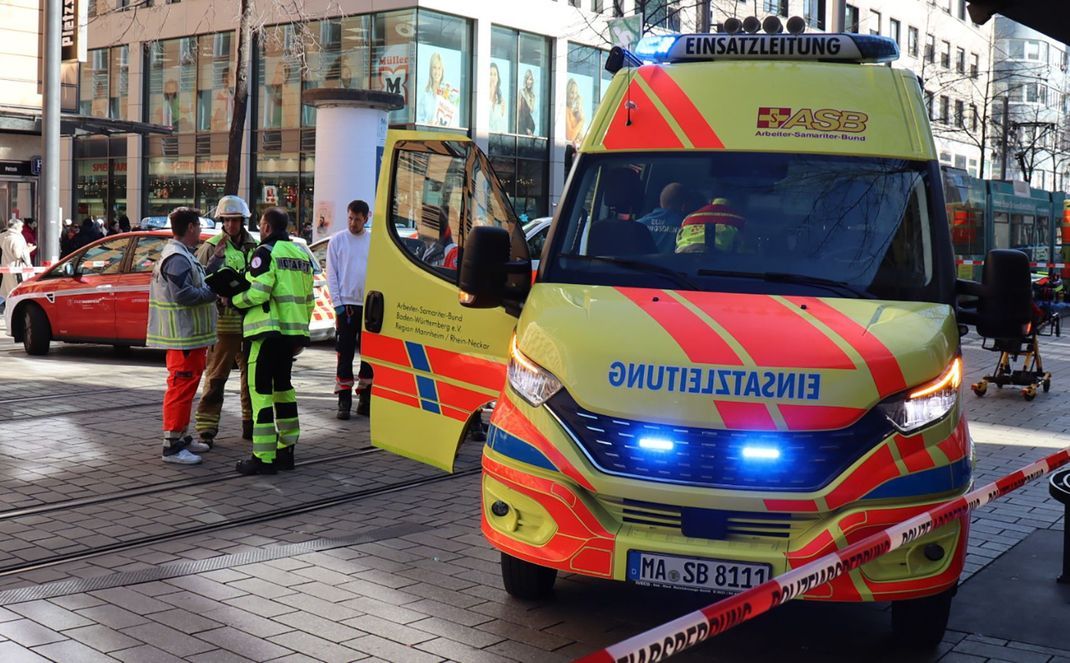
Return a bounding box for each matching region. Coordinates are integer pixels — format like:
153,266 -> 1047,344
954,154 -> 966,169
147,37 -> 201,131
925,90 -> 934,120
645,0 -> 681,30
297,16 -> 373,128
955,47 -> 965,73
954,99 -> 964,127
940,95 -> 949,123
940,40 -> 951,68
73,137 -> 128,224
908,27 -> 918,57
80,49 -> 109,118
845,5 -> 859,33
957,0 -> 967,20
763,1 -> 787,16
802,0 -> 823,30
197,33 -> 233,132
889,18 -> 900,46
489,26 -> 552,219
925,34 -> 935,63
971,103 -> 978,131
869,10 -> 880,36
943,0 -> 952,13
970,52 -> 979,78
414,9 -> 473,129
566,43 -> 611,152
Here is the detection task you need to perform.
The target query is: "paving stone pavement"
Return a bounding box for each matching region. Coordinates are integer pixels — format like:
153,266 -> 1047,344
0,325 -> 1066,661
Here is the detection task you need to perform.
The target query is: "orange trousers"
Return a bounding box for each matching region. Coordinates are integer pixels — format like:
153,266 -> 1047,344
163,348 -> 207,438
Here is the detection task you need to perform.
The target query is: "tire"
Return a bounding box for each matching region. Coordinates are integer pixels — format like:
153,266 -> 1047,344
1044,378 -> 1052,393
500,551 -> 557,600
22,304 -> 52,356
891,586 -> 955,649
1023,386 -> 1037,401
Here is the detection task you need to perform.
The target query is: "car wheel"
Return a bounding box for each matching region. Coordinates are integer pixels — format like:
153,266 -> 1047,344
891,586 -> 955,649
500,551 -> 556,600
23,304 -> 52,355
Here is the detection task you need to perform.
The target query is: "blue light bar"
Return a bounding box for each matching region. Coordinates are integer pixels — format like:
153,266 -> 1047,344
638,437 -> 675,452
741,445 -> 781,460
632,33 -> 899,65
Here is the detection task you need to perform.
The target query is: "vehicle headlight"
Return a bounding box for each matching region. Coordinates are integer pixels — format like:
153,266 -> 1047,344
877,357 -> 962,434
507,335 -> 561,407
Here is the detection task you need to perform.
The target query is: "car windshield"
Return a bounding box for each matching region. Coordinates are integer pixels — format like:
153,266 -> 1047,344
545,153 -> 946,301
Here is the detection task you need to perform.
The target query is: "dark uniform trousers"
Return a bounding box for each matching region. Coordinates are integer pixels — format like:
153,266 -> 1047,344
335,304 -> 373,394
246,335 -> 300,462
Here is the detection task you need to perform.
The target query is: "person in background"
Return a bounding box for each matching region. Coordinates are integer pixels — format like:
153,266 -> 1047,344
60,219 -> 77,257
231,207 -> 315,475
72,217 -> 103,253
327,200 -> 374,419
119,215 -> 132,233
20,218 -> 37,262
194,195 -> 258,446
145,207 -> 217,465
637,183 -> 698,253
0,218 -> 34,313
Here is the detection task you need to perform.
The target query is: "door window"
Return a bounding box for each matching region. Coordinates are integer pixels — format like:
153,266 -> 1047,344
390,140 -> 527,282
128,235 -> 168,273
77,238 -> 129,275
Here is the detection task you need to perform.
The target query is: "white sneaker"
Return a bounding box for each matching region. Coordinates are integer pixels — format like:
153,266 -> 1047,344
188,439 -> 211,453
163,448 -> 202,464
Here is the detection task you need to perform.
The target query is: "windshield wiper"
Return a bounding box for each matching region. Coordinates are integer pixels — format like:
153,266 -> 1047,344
696,269 -> 873,299
562,254 -> 701,290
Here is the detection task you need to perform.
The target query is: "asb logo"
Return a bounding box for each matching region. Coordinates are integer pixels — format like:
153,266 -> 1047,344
756,107 -> 869,133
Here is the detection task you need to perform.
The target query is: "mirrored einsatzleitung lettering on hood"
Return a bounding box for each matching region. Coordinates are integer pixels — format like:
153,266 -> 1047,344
607,361 -> 821,400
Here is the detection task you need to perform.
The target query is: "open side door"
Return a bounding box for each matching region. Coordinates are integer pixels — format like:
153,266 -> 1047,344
362,131 -> 530,472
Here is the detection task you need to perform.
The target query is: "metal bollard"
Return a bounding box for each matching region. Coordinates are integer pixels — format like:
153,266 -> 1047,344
1050,468 -> 1070,584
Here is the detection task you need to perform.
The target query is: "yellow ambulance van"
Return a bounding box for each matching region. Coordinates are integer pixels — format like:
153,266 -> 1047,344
362,27 -> 971,646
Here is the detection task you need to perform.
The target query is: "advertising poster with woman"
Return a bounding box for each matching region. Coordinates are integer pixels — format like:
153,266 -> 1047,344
489,58 -> 511,134
516,64 -> 542,137
565,74 -> 593,149
416,46 -> 462,128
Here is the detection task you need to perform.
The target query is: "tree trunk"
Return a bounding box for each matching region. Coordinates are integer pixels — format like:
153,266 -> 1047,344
224,0 -> 253,196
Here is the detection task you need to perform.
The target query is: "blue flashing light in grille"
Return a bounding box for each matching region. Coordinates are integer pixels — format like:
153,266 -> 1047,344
741,445 -> 781,461
638,437 -> 675,452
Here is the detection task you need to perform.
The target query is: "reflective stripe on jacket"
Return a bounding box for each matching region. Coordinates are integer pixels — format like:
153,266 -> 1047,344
232,237 -> 315,339
198,231 -> 256,334
147,239 -> 218,349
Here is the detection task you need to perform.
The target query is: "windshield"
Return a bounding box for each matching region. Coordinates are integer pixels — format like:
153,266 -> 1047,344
545,153 -> 951,301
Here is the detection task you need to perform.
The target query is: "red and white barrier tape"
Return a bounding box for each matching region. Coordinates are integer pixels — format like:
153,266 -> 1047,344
0,266 -> 48,275
955,258 -> 1068,269
577,446 -> 1070,663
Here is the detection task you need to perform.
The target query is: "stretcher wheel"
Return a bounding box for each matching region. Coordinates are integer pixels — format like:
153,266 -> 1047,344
971,382 -> 987,397
1044,378 -> 1052,393
1022,386 -> 1037,401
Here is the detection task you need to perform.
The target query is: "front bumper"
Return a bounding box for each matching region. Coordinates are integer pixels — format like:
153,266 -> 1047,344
480,392 -> 970,603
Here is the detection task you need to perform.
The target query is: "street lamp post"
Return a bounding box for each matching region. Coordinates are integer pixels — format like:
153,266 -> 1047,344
42,0 -> 61,265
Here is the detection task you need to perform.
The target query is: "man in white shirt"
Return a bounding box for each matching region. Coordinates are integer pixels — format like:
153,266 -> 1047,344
327,200 -> 374,419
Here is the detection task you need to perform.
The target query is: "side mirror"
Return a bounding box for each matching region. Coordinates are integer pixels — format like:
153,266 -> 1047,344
459,226 -> 530,310
973,249 -> 1033,339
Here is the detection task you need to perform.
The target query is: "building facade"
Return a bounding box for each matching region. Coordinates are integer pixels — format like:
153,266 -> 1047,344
73,0 -> 853,226
842,0 -> 993,177
990,17 -> 1070,191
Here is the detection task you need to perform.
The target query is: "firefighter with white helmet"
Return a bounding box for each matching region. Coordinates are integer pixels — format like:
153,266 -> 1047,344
193,194 -> 258,445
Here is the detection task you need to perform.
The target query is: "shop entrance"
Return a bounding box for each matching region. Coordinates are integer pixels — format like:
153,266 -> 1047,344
0,178 -> 37,224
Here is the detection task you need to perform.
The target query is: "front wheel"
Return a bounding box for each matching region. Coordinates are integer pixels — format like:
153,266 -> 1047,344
891,586 -> 955,648
22,305 -> 52,355
500,552 -> 557,600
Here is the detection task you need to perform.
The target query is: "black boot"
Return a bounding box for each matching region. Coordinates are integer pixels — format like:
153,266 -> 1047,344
337,390 -> 352,420
277,445 -> 295,471
242,419 -> 253,440
235,455 -> 277,475
356,386 -> 371,417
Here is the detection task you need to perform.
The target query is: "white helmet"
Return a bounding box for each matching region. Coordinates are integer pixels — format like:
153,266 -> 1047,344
215,195 -> 251,218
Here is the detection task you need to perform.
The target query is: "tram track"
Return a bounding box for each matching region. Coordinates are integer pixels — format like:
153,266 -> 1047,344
0,465 -> 482,579
0,447 -> 383,522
